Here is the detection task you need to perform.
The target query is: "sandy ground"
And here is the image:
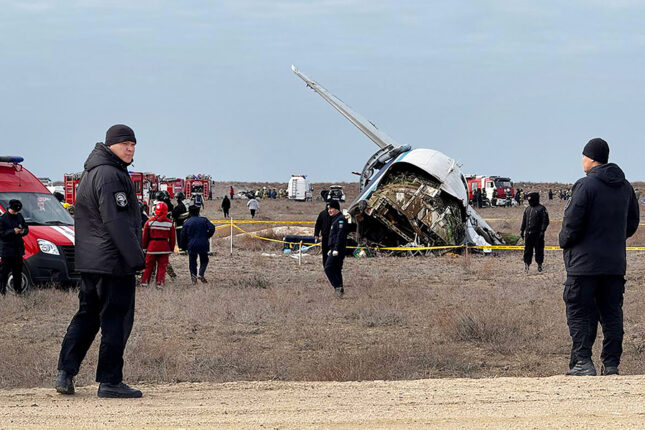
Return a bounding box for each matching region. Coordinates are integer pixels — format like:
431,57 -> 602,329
1,376 -> 644,429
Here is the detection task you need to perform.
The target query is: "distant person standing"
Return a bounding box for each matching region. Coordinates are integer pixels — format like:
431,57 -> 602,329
229,186 -> 234,200
221,195 -> 231,218
0,200 -> 29,295
548,188 -> 553,200
247,197 -> 259,219
520,192 -> 549,273
193,192 -> 204,208
181,205 -> 215,284
172,192 -> 189,252
56,124 -> 145,398
314,203 -> 332,267
140,202 -> 176,287
324,200 -> 348,297
559,138 -> 639,376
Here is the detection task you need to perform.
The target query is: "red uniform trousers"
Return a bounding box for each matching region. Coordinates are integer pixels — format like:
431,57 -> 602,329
141,254 -> 170,285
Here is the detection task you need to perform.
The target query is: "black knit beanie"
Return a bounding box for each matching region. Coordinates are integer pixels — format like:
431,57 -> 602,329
105,124 -> 136,146
9,199 -> 22,211
328,200 -> 340,210
582,138 -> 609,164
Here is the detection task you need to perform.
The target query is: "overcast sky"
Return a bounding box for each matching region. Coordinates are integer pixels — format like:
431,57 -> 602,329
1,0 -> 644,185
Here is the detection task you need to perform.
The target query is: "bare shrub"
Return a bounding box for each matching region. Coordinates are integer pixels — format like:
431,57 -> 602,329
231,274 -> 271,289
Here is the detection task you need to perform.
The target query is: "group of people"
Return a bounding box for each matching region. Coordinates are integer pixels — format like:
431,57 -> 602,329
2,125 -> 638,398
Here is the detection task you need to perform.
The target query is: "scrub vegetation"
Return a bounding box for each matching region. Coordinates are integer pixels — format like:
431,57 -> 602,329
0,181 -> 643,389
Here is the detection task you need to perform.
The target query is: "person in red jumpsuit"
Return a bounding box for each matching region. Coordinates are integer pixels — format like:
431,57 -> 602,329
141,202 -> 176,287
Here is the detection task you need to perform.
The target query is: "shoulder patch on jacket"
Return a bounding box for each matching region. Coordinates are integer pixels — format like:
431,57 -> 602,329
114,191 -> 128,208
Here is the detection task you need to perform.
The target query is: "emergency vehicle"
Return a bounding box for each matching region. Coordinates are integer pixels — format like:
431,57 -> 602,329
185,175 -> 211,201
465,175 -> 516,206
287,174 -> 313,201
129,172 -> 148,205
64,172 -> 83,205
144,172 -> 159,194
159,178 -> 184,199
1,156 -> 80,292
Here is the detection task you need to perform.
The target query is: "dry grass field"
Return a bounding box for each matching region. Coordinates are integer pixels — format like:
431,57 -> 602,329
0,181 -> 644,392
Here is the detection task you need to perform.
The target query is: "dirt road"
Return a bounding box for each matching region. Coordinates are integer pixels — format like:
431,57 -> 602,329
1,376 -> 644,429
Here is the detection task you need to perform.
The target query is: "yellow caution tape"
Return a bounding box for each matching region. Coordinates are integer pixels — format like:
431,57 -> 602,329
216,219 -> 645,252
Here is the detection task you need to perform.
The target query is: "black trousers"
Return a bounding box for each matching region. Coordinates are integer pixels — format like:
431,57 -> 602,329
563,275 -> 625,368
58,273 -> 136,383
0,256 -> 23,295
523,232 -> 545,265
324,254 -> 344,288
189,251 -> 209,278
321,240 -> 329,268
223,208 -> 229,218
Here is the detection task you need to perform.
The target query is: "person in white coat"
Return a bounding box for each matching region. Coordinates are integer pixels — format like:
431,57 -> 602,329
247,197 -> 259,219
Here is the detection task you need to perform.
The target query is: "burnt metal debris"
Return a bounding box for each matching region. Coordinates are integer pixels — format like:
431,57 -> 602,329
292,65 -> 503,251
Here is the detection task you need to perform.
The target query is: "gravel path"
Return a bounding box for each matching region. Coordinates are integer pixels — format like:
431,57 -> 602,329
1,376 -> 644,429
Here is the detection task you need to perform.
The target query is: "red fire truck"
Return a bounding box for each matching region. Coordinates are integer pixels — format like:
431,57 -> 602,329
185,175 -> 211,200
144,173 -> 159,194
159,178 -> 184,199
465,175 -> 516,206
64,172 -> 82,205
1,156 -> 80,292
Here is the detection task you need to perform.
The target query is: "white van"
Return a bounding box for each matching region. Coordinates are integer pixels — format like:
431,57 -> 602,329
287,175 -> 312,201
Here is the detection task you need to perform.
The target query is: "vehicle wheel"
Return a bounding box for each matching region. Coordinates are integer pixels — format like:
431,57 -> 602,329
7,267 -> 33,294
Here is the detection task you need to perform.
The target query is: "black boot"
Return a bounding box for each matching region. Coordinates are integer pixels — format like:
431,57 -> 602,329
98,382 -> 143,398
601,364 -> 619,376
537,264 -> 543,272
55,370 -> 75,395
566,359 -> 597,376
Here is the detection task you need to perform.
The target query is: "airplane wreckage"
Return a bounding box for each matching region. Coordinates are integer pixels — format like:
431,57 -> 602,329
291,65 -> 503,251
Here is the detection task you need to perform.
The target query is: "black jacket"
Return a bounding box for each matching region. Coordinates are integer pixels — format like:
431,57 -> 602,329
521,193 -> 549,236
74,143 -> 145,275
0,212 -> 29,257
314,209 -> 332,241
180,215 -> 215,253
559,163 -> 640,276
328,212 -> 348,253
221,196 -> 231,211
172,201 -> 188,228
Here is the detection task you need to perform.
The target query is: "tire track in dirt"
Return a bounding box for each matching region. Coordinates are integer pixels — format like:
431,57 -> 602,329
1,376 -> 644,429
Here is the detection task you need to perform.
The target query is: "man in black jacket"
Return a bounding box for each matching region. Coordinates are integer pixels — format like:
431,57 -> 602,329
314,203 -> 331,267
172,193 -> 188,252
0,200 -> 29,295
559,138 -> 640,376
324,200 -> 348,297
56,124 -> 146,398
221,195 -> 231,218
520,192 -> 549,273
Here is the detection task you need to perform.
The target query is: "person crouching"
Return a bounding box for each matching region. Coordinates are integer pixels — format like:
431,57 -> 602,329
181,205 -> 215,284
141,202 -> 176,287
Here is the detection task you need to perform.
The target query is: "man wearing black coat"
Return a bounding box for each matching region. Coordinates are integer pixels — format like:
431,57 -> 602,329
221,195 -> 231,218
172,192 -> 189,251
520,192 -> 549,273
0,200 -> 29,295
314,203 -> 331,267
56,125 -> 146,398
324,200 -> 348,297
559,138 -> 640,376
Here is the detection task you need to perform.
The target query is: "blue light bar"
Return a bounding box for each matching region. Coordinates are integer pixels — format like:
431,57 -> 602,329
0,156 -> 24,163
